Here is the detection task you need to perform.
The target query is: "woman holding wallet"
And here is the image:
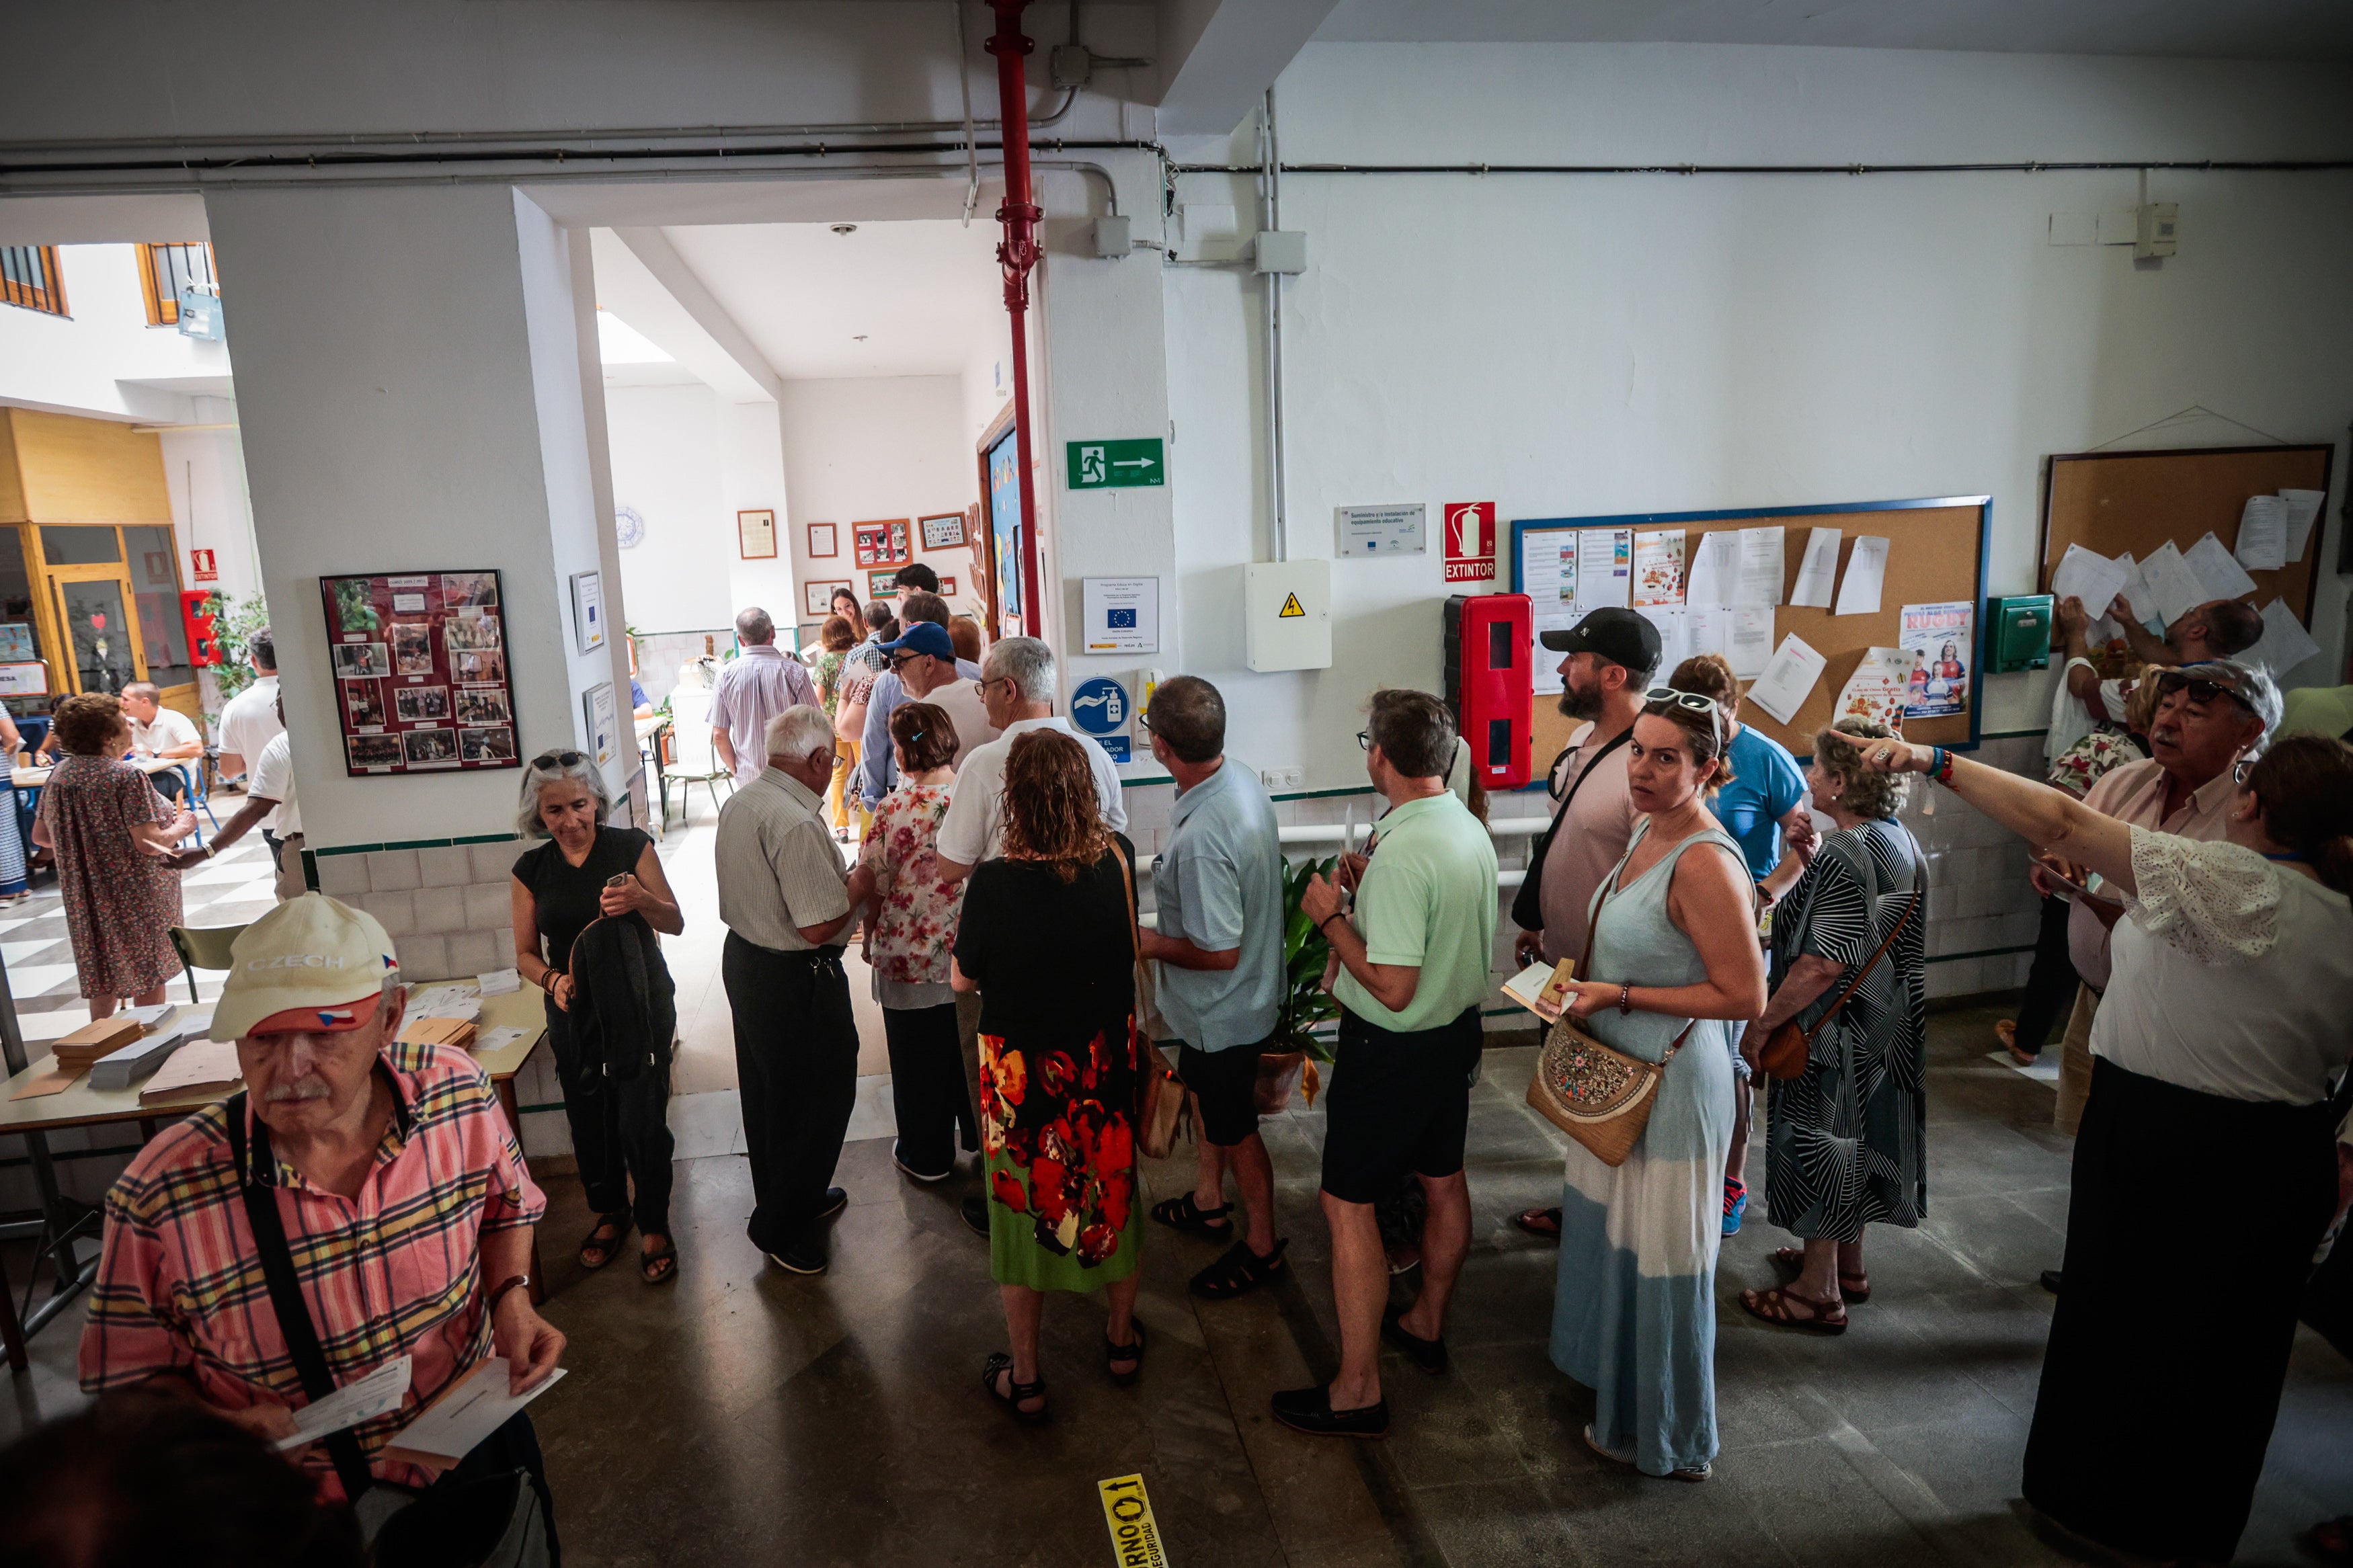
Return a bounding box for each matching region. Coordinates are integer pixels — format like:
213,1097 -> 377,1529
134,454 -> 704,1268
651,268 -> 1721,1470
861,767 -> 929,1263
510,749 -> 686,1284
1544,690 -> 1765,1483
1737,718 -> 1927,1333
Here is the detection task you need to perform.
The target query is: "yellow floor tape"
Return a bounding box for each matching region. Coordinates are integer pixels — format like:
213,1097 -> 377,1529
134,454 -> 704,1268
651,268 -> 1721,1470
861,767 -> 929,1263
1097,1473 -> 1170,1567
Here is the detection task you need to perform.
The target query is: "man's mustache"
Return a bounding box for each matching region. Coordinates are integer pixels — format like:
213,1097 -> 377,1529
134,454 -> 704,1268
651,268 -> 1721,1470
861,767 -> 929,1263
266,1077 -> 332,1104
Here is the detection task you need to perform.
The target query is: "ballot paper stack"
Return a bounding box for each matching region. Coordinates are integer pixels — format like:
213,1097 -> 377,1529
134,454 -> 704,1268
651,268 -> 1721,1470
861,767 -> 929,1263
48,1014 -> 158,1075
139,1039 -> 243,1104
397,1014 -> 478,1050
90,1014 -> 207,1091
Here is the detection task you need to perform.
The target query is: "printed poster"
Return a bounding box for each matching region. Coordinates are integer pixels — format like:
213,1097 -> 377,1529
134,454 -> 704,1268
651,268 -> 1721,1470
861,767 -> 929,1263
1632,529 -> 1685,607
1899,601 -> 1974,720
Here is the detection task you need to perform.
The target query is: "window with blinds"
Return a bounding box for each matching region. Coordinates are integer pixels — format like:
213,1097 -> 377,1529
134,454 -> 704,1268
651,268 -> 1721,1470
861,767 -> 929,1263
0,247 -> 66,316
136,242 -> 217,326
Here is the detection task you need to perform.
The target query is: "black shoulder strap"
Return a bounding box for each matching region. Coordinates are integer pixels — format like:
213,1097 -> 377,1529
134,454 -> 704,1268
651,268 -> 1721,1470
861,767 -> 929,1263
223,1094 -> 377,1503
1512,725 -> 1636,933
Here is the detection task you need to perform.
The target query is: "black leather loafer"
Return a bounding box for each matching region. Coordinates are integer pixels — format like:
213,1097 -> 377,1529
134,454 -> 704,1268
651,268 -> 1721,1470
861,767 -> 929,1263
1382,1307 -> 1449,1374
1271,1384 -> 1390,1440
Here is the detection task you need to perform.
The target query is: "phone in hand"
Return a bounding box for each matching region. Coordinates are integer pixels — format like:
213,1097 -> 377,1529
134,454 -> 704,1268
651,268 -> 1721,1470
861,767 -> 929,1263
605,874 -> 631,889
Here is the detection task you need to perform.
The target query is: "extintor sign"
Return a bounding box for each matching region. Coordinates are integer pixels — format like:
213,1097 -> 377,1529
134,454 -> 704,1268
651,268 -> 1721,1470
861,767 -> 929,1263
1443,501 -> 1497,583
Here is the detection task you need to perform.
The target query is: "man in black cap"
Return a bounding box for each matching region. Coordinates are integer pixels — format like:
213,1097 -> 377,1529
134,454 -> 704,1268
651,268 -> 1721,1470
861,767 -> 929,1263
1511,606 -> 1660,1240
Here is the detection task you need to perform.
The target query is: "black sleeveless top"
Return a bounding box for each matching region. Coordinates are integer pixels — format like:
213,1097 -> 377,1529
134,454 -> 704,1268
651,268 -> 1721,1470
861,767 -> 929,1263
510,825 -> 660,973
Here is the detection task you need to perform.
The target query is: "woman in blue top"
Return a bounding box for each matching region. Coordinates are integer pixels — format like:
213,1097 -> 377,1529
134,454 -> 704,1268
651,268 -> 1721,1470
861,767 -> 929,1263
1667,655 -> 1815,1235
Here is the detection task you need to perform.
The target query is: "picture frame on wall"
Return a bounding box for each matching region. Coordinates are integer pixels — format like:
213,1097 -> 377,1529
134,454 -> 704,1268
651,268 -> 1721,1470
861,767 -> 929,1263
805,579 -> 853,618
854,519 -> 912,569
807,522 -> 838,559
569,569 -> 606,655
939,575 -> 958,597
319,568 -> 520,778
920,511 -> 968,550
737,509 -> 778,560
867,568 -> 900,600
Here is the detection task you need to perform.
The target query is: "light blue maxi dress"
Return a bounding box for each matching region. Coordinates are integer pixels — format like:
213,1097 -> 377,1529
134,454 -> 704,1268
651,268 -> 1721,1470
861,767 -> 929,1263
1549,823 -> 1743,1477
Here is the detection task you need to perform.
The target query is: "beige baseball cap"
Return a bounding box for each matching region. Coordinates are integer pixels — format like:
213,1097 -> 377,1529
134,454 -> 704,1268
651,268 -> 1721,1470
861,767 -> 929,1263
210,893 -> 401,1042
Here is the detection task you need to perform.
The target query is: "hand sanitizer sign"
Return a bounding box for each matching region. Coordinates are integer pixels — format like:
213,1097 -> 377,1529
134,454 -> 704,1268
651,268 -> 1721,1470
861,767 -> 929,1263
1070,676 -> 1132,764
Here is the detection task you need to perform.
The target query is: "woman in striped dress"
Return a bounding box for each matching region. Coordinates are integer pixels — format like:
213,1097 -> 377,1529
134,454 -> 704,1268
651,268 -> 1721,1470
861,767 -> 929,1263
1546,690 -> 1767,1481
1739,718 -> 1927,1331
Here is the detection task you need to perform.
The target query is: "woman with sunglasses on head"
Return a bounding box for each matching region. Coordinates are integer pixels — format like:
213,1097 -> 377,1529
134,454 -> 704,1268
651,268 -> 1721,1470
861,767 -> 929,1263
1856,731 -> 2353,1567
1734,718 -> 1927,1333
509,749 -> 688,1284
1544,688 -> 1767,1482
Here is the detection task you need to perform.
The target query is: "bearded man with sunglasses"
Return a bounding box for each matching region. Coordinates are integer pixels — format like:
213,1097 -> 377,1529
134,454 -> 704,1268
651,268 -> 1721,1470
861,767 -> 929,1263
2048,660 -> 2280,1143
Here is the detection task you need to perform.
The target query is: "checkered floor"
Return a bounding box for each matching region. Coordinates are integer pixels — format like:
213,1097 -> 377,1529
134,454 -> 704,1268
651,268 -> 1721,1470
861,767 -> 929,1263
5,797 -> 282,1053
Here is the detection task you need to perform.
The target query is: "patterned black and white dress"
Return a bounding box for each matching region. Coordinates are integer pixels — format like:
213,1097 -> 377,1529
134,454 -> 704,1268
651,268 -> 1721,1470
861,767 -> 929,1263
1763,817 -> 1927,1242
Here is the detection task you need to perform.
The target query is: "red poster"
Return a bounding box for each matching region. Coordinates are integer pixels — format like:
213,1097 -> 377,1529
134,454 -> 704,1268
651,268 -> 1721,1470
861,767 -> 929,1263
190,548 -> 218,583
1443,502 -> 1497,583
319,570 -> 520,776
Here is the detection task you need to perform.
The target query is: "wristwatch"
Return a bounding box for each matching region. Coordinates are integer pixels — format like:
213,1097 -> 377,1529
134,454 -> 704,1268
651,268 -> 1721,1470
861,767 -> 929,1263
487,1273 -> 530,1312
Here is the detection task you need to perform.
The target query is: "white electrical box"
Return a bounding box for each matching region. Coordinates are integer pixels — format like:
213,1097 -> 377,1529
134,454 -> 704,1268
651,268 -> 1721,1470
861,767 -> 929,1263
2136,202 -> 2178,258
1252,231 -> 1308,275
1091,216 -> 1131,258
1245,559 -> 1332,672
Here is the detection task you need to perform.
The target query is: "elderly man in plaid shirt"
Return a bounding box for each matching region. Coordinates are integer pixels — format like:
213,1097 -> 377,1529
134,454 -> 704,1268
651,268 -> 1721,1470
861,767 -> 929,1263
77,893 -> 565,1538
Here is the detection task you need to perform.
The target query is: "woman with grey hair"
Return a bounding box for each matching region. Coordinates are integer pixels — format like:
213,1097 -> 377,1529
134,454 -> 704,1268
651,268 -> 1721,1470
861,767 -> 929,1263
508,747 -> 688,1284
1737,718 -> 1927,1332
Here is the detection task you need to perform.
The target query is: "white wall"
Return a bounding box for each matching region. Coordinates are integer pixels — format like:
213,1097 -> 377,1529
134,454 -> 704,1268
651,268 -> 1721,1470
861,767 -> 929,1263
0,243 -> 229,426
605,383 -> 728,632
1162,43 -> 2353,789
779,375 -> 983,634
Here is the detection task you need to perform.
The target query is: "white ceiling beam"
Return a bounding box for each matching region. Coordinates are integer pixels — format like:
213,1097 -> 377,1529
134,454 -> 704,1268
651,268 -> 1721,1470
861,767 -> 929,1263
589,226 -> 779,403
1155,0 -> 1345,136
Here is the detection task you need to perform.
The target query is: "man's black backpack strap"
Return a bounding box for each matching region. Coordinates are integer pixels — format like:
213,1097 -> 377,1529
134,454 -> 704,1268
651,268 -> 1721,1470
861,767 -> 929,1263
1511,726 -> 1635,934
223,1092 -> 378,1504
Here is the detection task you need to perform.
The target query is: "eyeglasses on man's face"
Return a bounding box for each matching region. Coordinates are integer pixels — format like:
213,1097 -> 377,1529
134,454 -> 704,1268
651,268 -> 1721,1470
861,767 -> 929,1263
2157,675 -> 2258,718
1356,730 -> 1373,751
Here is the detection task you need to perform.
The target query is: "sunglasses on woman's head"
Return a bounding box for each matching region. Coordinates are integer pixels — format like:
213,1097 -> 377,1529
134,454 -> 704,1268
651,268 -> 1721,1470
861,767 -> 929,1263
531,751 -> 586,770
1641,686 -> 1723,745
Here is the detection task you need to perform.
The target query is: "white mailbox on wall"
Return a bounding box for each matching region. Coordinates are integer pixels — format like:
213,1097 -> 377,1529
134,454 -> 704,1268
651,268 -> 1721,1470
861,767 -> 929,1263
1244,559 -> 1332,672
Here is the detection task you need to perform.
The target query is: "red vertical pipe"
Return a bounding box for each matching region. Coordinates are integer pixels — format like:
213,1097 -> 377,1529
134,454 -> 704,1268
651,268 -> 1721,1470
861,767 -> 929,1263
986,0 -> 1044,638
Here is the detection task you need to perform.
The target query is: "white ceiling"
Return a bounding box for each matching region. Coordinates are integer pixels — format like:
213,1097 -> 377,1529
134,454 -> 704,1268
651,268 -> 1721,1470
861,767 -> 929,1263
1313,0 -> 2353,60
650,219 -> 1005,384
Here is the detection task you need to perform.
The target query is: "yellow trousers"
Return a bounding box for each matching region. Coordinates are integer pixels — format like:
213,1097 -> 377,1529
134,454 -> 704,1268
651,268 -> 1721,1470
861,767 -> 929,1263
828,737 -> 871,843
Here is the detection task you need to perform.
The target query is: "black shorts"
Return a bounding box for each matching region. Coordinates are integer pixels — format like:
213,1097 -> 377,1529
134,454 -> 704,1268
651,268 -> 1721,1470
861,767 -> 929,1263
1320,1005 -> 1483,1205
1178,1040 -> 1271,1147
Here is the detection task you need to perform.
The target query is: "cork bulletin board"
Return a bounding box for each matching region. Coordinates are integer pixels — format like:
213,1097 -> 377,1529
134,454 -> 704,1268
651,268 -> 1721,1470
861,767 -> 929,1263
2040,444 -> 2335,628
1512,497 -> 1991,772
319,569 -> 520,776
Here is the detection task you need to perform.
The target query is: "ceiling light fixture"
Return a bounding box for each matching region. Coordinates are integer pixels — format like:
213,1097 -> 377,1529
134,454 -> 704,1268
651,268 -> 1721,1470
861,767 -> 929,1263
831,223 -> 857,235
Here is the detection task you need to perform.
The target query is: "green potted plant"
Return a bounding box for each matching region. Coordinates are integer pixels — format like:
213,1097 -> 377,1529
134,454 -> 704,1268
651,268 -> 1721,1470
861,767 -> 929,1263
1254,854 -> 1343,1112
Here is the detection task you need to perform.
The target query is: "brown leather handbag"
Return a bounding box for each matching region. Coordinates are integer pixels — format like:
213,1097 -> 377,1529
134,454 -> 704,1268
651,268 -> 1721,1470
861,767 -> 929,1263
1117,847 -> 1189,1159
1523,905 -> 1691,1167
1759,856 -> 1925,1081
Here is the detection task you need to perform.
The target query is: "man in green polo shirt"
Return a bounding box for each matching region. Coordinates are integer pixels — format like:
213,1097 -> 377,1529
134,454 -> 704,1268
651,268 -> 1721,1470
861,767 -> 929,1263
1277,689 -> 1498,1440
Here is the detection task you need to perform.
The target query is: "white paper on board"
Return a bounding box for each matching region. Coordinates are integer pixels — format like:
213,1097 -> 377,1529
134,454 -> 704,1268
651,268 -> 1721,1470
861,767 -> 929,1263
2279,490 -> 2325,562
1685,532 -> 1739,607
2139,542 -> 2206,624
2246,597 -> 2323,676
1632,530 -> 1687,607
2115,550 -> 2160,628
1790,528 -> 1841,609
1685,604 -> 1732,667
2050,544 -> 2132,622
2233,496 -> 2288,573
1574,528 -> 1633,612
1635,606 -> 1691,672
1747,635 -> 1827,726
2182,532 -> 2258,604
1830,646 -> 1917,732
1832,536 -> 1888,616
1734,526 -> 1786,607
1726,606 -> 1777,680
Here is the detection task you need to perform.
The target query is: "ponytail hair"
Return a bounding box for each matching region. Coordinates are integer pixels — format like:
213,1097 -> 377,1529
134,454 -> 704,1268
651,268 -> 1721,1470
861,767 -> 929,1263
2243,735 -> 2353,896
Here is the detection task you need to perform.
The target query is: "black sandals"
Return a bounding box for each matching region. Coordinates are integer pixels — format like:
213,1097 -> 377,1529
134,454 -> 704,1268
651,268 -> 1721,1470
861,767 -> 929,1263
1105,1318 -> 1148,1387
1189,1238 -> 1289,1300
639,1235 -> 679,1285
982,1352 -> 1049,1423
1150,1192 -> 1232,1239
577,1212 -> 632,1271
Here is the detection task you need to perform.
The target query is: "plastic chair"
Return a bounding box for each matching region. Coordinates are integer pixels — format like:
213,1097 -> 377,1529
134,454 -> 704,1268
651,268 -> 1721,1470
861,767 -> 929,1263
662,690 -> 733,826
168,922 -> 249,1006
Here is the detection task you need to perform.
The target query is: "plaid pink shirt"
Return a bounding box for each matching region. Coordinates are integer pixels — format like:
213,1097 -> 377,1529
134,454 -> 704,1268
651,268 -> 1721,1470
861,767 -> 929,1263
78,1040 -> 545,1497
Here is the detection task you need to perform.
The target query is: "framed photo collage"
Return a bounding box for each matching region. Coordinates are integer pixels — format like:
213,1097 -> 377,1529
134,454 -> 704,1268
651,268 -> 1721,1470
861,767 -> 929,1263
320,569 -> 522,776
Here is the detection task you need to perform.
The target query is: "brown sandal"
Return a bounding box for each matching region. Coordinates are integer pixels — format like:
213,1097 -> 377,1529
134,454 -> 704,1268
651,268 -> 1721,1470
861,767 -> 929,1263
1740,1284 -> 1847,1334
578,1212 -> 631,1271
1770,1246 -> 1870,1303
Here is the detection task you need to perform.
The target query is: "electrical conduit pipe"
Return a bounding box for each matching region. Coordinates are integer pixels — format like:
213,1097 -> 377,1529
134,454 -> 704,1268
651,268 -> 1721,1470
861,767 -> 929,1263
986,0 -> 1045,638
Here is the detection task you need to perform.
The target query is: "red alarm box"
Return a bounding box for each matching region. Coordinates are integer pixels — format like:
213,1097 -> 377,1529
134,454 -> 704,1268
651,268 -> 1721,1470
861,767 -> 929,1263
1443,592 -> 1532,790
182,589 -> 224,667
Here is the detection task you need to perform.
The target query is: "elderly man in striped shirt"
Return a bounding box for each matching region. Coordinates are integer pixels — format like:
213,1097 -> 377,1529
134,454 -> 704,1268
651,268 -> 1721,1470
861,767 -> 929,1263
78,893 -> 563,1535
709,606 -> 820,788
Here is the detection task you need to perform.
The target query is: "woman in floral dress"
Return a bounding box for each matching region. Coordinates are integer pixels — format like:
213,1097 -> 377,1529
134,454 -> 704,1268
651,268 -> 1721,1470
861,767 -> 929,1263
857,701 -> 973,1182
31,694 -> 194,1016
951,729 -> 1142,1422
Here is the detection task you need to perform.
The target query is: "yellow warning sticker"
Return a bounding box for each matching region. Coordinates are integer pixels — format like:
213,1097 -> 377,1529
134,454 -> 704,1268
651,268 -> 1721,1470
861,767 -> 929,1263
1098,1474 -> 1169,1567
1277,592 -> 1306,618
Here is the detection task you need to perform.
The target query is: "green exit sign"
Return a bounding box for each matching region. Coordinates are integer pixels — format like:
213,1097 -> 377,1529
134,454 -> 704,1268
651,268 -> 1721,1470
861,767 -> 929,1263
1067,438 -> 1165,490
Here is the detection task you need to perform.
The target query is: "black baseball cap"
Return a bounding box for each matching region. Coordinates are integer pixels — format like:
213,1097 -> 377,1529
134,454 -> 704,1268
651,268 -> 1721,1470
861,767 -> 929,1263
1540,606 -> 1661,675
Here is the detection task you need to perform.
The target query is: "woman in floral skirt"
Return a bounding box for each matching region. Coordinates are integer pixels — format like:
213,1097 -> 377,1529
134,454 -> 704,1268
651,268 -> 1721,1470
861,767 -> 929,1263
951,729 -> 1142,1422
858,701 -> 974,1182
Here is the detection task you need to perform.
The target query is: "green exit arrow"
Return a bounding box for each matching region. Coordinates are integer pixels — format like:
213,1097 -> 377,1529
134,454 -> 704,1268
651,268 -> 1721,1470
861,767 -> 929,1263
1067,438 -> 1167,490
